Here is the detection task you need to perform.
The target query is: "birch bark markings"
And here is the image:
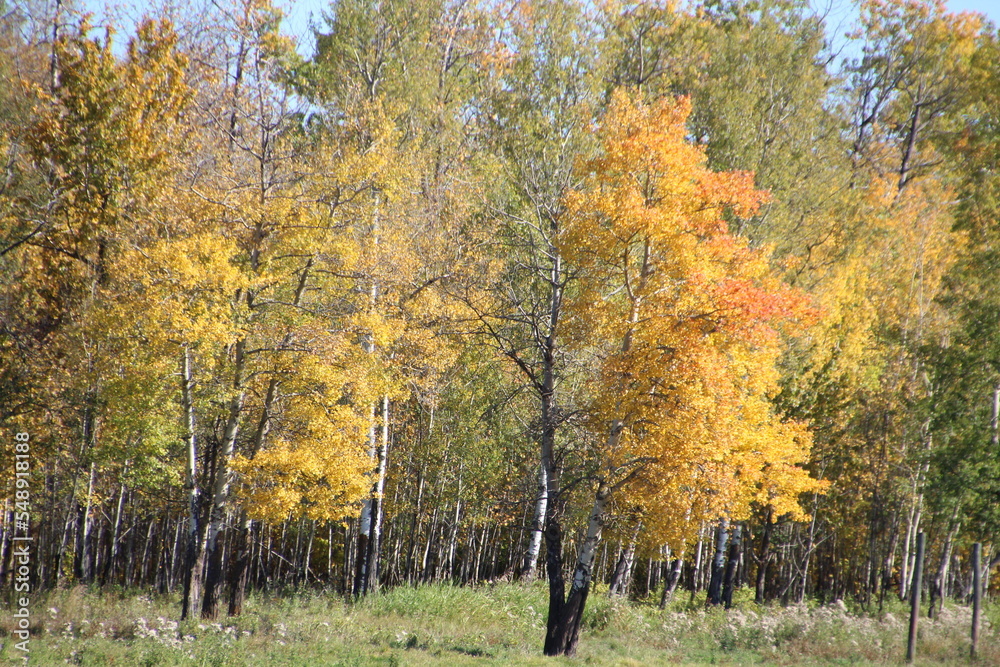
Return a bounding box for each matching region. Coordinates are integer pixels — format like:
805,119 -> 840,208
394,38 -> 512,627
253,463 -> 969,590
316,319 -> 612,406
180,347 -> 203,620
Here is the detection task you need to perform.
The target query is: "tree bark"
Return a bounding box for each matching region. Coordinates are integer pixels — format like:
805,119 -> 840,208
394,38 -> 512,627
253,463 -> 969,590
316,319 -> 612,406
755,509 -> 773,604
609,523 -> 641,598
366,395 -> 390,593
559,481 -> 611,657
522,462 -> 548,580
180,347 -> 205,620
660,557 -> 684,608
722,522 -> 743,609
74,462 -> 95,583
708,518 -> 730,606
201,339 -> 246,619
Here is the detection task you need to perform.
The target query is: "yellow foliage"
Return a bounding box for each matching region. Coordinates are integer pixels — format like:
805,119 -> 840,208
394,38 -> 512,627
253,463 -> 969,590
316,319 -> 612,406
561,91 -> 825,550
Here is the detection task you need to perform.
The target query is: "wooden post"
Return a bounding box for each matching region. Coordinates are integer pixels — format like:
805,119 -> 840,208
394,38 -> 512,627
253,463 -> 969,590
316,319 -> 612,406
907,532 -> 925,664
971,542 -> 981,659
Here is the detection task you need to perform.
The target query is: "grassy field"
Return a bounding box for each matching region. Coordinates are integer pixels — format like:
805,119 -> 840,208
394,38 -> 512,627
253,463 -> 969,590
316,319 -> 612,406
1,582 -> 996,665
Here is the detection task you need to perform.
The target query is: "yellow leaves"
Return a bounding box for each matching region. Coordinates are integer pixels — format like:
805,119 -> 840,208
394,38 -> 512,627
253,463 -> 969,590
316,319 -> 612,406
562,91 -> 822,544
232,352 -> 375,523
233,434 -> 371,523
25,17 -> 192,234
802,174 -> 961,394
105,233 -> 248,349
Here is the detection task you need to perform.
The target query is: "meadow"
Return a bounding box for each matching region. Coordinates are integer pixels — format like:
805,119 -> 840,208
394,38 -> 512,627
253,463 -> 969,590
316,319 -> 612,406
1,583 -> 995,666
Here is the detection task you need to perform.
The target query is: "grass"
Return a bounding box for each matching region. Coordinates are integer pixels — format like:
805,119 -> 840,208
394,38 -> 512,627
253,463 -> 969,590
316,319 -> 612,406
0,582 -> 996,665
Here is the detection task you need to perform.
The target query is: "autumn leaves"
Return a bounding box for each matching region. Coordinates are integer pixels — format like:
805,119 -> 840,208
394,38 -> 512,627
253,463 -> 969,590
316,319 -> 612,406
560,92 -> 821,547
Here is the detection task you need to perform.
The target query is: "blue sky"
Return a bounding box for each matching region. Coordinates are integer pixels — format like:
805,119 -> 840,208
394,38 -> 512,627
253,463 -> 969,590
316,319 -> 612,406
77,0 -> 1000,59
947,0 -> 999,19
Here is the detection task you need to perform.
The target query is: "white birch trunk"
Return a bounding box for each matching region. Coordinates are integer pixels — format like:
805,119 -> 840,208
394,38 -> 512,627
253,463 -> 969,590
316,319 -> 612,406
523,462 -> 548,579
205,340 -> 246,554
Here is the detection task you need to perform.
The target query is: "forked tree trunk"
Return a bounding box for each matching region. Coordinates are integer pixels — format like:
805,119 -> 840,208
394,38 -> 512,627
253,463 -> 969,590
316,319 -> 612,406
226,373 -> 278,616
929,505 -> 961,618
558,481 -> 611,656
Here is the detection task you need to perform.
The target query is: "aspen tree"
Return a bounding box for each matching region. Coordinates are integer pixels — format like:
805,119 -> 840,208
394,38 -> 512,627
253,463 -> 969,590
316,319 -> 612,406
552,92 -> 822,655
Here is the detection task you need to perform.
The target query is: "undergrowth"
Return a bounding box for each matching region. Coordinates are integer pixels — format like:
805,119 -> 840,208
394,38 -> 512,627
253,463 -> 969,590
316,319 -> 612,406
0,582 -> 995,665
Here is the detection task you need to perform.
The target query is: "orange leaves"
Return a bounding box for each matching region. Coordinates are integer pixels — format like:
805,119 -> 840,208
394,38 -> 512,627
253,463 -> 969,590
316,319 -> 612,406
560,91 -> 822,544
573,92 -> 767,241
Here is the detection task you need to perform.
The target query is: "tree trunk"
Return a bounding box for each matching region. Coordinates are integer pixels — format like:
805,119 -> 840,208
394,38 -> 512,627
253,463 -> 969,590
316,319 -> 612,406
929,505 -> 961,618
105,472 -> 127,584
722,523 -> 743,609
522,462 -> 548,580
609,523 -> 641,598
708,518 -> 730,606
180,347 -> 205,620
557,482 -> 611,657
201,340 -> 246,619
540,354 -> 565,656
368,395 -> 390,593
755,509 -> 773,604
227,512 -> 252,616
358,395 -> 390,595
660,557 -> 683,609
74,462 -> 95,582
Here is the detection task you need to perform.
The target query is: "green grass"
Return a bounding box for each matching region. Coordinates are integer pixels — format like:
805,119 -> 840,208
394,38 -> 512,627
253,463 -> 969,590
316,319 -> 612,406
1,583 -> 996,665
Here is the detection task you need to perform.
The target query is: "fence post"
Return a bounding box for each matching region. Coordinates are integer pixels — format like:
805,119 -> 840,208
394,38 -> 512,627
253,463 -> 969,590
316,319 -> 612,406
972,542 -> 982,659
906,532 -> 925,664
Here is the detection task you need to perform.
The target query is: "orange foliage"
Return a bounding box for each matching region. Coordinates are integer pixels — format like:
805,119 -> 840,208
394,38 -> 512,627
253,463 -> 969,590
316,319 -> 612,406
560,91 -> 825,549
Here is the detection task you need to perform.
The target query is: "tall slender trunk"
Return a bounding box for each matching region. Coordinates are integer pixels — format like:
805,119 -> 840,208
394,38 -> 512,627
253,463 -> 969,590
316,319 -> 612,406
226,371 -> 279,616
226,512 -> 252,616
929,505 -> 961,618
692,525 -> 705,594
364,395 -> 391,594
105,470 -> 128,584
609,523 -> 641,598
901,424 -> 931,601
660,556 -> 684,608
551,240 -> 650,655
181,347 -> 204,620
446,462 -> 463,580
201,340 -> 246,619
755,508 -> 773,604
540,316 -> 565,656
992,382 -> 1000,447
798,488 -> 822,604
74,462 -> 95,582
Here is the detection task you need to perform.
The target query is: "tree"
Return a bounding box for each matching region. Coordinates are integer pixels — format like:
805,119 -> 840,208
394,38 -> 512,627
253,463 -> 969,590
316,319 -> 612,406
548,91 -> 822,655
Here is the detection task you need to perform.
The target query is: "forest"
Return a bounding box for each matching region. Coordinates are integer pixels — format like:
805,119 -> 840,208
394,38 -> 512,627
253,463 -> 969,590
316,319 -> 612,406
2,0 -> 1000,660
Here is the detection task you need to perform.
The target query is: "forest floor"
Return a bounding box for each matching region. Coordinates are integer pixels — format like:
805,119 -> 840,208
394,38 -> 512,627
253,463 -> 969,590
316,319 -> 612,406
1,582 -> 996,665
